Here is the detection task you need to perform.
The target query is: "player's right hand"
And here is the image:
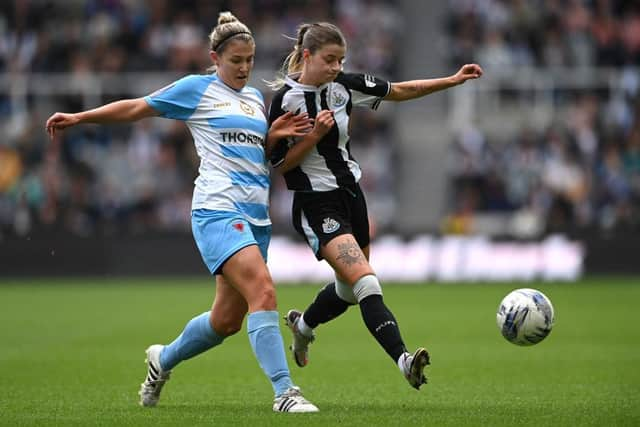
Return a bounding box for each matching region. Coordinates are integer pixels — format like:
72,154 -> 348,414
311,110 -> 335,138
45,112 -> 79,139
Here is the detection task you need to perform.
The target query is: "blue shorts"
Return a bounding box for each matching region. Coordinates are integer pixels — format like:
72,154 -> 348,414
191,209 -> 271,275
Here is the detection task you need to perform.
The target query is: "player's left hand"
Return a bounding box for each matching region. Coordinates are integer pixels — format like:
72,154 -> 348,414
454,64 -> 483,84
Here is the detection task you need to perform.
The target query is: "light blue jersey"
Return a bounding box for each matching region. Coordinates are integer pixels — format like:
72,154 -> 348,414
145,74 -> 270,226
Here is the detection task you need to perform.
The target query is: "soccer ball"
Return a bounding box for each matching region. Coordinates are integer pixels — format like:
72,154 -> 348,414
496,288 -> 555,346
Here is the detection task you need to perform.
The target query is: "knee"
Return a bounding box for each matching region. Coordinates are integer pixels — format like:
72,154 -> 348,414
351,274 -> 382,303
252,282 -> 277,311
335,277 -> 358,305
240,267 -> 277,310
336,264 -> 375,288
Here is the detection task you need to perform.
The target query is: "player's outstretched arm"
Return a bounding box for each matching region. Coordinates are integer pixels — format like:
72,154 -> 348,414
45,98 -> 158,139
384,64 -> 483,102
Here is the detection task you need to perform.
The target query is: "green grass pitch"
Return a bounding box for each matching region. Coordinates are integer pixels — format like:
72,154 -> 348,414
1,277 -> 639,426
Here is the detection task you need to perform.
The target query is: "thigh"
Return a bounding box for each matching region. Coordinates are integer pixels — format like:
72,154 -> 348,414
320,233 -> 375,286
361,245 -> 370,261
221,244 -> 276,311
210,276 -> 247,335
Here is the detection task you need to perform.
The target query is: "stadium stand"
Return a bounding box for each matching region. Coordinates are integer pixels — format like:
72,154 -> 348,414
0,0 -> 637,242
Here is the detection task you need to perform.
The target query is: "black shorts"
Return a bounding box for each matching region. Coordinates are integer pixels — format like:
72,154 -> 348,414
292,184 -> 370,260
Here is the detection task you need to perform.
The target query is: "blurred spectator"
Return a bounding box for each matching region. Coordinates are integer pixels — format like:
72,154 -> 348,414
0,0 -> 400,237
5,0 -> 638,239
0,145 -> 22,192
443,0 -> 640,236
446,0 -> 639,69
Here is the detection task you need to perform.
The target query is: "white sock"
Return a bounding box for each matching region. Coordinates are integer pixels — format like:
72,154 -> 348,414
397,352 -> 411,374
297,313 -> 314,338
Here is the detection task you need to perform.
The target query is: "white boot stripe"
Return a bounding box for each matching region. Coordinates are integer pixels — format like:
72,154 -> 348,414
273,387 -> 318,413
149,363 -> 159,376
140,345 -> 172,407
283,399 -> 297,412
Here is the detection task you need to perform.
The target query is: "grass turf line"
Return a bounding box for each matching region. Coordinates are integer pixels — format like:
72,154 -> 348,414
0,278 -> 638,426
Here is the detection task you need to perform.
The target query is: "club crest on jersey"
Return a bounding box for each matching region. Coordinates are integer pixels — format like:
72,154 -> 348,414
239,101 -> 255,116
322,217 -> 340,234
331,89 -> 347,108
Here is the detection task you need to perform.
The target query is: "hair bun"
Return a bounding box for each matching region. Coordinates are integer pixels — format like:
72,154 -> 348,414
218,11 -> 238,25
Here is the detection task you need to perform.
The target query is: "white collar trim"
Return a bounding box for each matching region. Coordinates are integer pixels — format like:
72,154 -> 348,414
285,72 -> 331,92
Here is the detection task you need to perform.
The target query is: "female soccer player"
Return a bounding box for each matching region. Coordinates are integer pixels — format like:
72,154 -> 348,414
45,12 -> 318,413
267,22 -> 483,390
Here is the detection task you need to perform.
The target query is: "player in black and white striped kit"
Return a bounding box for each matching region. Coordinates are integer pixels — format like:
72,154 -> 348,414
267,22 -> 483,390
269,71 -> 386,192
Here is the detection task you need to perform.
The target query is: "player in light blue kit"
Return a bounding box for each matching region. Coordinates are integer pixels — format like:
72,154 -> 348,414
45,12 -> 318,413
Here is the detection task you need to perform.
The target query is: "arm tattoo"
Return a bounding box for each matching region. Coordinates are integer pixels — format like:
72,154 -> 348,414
336,241 -> 366,267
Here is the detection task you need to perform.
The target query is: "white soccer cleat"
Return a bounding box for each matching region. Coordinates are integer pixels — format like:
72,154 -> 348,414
284,310 -> 315,367
138,344 -> 172,407
402,347 -> 430,390
273,387 -> 319,413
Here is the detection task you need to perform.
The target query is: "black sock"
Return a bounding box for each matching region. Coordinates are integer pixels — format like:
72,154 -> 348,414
303,282 -> 353,328
359,294 -> 407,362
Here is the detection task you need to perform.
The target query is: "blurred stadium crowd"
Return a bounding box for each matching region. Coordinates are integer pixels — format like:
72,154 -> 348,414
0,0 -> 400,236
0,0 -> 638,239
444,0 -> 639,235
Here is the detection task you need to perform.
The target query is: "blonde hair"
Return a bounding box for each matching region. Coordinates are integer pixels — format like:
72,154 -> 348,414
207,12 -> 254,72
266,22 -> 346,89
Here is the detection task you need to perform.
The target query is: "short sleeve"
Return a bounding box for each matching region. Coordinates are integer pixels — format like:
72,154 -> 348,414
145,75 -> 212,121
267,89 -> 292,167
335,72 -> 390,110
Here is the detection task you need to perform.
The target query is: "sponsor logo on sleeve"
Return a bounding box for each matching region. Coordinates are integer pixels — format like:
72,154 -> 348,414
364,74 -> 376,88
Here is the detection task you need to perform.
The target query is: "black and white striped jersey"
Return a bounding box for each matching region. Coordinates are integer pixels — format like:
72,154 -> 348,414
269,72 -> 390,192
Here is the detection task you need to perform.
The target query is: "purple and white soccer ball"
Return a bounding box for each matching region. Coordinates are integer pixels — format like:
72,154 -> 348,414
496,288 -> 555,346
